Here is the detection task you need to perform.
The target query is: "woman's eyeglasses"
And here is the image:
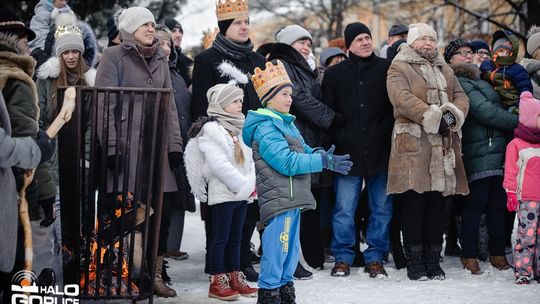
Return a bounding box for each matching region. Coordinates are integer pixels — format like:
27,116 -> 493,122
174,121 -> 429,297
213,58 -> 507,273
475,50 -> 491,57
453,50 -> 473,57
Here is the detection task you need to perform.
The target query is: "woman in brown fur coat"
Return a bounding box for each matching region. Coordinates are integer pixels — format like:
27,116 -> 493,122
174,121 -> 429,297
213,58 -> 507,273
386,23 -> 469,281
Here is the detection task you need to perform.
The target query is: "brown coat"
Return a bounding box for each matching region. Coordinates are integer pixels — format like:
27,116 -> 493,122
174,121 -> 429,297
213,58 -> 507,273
95,30 -> 182,193
386,44 -> 469,196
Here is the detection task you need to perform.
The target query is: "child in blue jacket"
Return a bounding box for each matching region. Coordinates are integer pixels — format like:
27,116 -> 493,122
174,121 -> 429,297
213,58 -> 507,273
243,60 -> 352,304
480,30 -> 533,108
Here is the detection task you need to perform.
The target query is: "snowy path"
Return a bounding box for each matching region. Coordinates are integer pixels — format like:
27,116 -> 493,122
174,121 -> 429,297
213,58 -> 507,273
157,210 -> 539,304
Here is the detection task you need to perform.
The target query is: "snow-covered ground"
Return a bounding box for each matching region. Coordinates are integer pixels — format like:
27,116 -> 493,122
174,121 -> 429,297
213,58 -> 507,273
156,209 -> 540,304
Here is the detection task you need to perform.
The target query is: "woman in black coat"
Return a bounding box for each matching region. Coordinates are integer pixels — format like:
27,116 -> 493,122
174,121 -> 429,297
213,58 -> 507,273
269,24 -> 339,271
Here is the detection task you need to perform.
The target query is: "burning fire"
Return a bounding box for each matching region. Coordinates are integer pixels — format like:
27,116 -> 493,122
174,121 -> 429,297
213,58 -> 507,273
80,193 -> 139,296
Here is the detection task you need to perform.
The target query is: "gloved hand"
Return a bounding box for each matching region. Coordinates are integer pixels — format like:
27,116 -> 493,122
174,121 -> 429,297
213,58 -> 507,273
506,192 -> 518,212
438,111 -> 455,136
320,145 -> 353,175
39,197 -> 56,227
168,152 -> 182,169
36,129 -> 56,163
331,113 -> 345,128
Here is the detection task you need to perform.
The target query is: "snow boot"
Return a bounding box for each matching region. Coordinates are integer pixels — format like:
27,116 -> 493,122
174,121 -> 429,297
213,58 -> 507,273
257,288 -> 281,304
404,244 -> 428,281
242,264 -> 259,282
461,258 -> 482,275
490,255 -> 511,270
154,256 -> 177,297
209,273 -> 240,301
392,241 -> 407,270
424,245 -> 445,280
228,271 -> 257,297
279,281 -> 296,304
293,262 -> 312,280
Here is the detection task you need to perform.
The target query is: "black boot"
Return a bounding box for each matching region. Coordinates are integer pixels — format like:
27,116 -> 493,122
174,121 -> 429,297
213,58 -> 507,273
293,262 -> 312,280
279,281 -> 296,304
392,241 -> 407,270
404,245 -> 428,281
424,244 -> 445,280
242,264 -> 259,282
257,288 -> 281,304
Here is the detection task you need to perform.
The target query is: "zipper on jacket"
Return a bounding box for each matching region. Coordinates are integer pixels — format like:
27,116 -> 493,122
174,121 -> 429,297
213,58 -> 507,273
289,176 -> 294,200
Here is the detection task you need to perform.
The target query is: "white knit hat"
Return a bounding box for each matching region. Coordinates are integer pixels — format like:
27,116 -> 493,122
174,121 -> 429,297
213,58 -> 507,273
118,7 -> 155,35
407,23 -> 437,45
526,25 -> 540,56
276,24 -> 312,46
55,24 -> 84,56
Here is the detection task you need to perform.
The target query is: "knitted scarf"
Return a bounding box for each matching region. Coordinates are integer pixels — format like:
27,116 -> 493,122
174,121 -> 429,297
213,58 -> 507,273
212,33 -> 254,60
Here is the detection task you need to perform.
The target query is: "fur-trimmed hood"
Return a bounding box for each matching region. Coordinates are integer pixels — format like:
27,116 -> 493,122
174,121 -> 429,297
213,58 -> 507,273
37,56 -> 95,86
394,43 -> 446,66
450,63 -> 480,80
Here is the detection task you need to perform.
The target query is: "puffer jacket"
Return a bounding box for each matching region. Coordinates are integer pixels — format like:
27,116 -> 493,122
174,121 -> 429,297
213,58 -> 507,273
184,120 -> 255,206
452,63 -> 518,179
480,30 -> 533,106
242,108 -> 323,223
503,124 -> 540,201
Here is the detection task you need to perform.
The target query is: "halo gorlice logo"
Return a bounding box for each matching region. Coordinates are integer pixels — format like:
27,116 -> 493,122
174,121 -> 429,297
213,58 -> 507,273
11,270 -> 79,304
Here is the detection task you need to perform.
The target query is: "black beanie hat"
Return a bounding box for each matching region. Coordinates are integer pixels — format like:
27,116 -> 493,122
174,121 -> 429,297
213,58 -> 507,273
106,9 -> 123,44
218,19 -> 234,34
161,17 -> 183,33
344,22 -> 371,48
443,38 -> 475,63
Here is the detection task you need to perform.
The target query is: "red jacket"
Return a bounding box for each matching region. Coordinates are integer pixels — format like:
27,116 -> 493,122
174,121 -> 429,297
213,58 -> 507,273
503,136 -> 540,201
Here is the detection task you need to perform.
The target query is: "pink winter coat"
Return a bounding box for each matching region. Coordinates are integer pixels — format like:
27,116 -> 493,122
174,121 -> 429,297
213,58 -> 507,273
503,134 -> 540,202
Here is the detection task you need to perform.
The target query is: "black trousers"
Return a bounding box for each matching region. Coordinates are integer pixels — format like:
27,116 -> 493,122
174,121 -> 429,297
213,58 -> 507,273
461,176 -> 506,258
300,188 -> 325,268
397,190 -> 446,247
239,201 -> 259,269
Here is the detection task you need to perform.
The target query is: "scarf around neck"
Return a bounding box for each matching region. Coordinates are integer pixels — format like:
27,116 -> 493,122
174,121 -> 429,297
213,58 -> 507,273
514,123 -> 540,143
136,39 -> 160,59
212,33 -> 254,60
207,101 -> 245,135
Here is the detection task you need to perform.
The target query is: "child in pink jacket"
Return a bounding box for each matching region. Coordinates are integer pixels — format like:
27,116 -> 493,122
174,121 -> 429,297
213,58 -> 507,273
503,91 -> 540,284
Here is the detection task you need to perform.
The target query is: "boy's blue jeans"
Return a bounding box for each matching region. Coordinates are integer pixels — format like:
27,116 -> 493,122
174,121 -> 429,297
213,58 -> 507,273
258,209 -> 300,290
331,174 -> 393,265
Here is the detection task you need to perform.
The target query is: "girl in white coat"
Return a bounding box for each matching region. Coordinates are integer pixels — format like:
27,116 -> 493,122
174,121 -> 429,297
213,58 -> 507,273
185,82 -> 258,301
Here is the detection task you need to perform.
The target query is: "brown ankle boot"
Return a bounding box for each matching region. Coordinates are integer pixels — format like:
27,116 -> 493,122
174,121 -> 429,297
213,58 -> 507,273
490,256 -> 511,270
154,256 -> 177,297
209,273 -> 239,301
227,271 -> 257,297
461,258 -> 482,275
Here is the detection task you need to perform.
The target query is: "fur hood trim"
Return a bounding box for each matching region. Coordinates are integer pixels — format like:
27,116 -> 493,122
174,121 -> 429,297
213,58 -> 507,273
394,44 -> 446,67
37,56 -> 95,85
450,63 -> 480,80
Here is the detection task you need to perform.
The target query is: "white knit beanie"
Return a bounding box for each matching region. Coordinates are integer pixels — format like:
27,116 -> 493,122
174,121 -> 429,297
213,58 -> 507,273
276,24 -> 312,45
407,23 -> 437,45
55,25 -> 84,56
526,25 -> 540,57
118,7 -> 155,35
207,83 -> 244,110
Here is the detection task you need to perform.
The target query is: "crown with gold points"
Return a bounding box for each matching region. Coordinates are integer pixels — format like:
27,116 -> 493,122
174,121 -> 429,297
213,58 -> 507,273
251,60 -> 292,106
216,0 -> 249,21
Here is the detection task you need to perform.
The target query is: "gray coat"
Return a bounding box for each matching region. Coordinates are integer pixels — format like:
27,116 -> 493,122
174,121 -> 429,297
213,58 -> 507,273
0,92 -> 41,272
95,30 -> 182,193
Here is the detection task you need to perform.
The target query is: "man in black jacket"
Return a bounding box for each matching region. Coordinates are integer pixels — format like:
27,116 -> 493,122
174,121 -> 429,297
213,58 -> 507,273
322,22 -> 394,278
191,0 -> 265,283
161,18 -> 193,87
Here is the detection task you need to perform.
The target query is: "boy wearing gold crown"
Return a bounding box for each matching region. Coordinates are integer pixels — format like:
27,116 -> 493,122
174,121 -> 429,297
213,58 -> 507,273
192,0 -> 266,282
243,60 -> 352,304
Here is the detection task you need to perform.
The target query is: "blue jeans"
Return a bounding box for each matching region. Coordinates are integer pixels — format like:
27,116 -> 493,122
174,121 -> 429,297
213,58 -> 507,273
331,174 -> 393,264
258,209 -> 300,289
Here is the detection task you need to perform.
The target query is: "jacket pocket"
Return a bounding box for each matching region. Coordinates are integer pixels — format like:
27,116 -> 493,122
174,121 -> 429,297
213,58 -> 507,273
394,123 -> 421,155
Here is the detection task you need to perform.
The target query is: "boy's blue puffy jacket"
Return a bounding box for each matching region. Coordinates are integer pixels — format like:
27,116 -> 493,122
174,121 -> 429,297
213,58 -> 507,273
243,108 -> 323,223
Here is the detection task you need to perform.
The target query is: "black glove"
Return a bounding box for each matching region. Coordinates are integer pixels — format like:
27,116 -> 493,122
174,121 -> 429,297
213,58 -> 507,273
168,152 -> 182,169
438,111 -> 455,136
320,145 -> 353,175
39,197 -> 56,227
107,154 -> 119,171
331,113 -> 345,128
36,129 -> 56,163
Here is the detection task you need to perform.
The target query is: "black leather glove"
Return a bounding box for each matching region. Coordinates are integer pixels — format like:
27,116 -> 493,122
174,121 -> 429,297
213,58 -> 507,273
107,155 -> 119,171
168,152 -> 182,169
320,145 -> 353,175
36,129 -> 56,163
39,197 -> 56,227
438,111 -> 455,136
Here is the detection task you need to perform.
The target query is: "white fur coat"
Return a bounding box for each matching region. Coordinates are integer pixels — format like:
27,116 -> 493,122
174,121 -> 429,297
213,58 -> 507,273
184,121 -> 256,205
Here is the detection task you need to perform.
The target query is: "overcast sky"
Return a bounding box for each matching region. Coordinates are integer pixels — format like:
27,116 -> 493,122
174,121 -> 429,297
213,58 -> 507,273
176,0 -> 217,48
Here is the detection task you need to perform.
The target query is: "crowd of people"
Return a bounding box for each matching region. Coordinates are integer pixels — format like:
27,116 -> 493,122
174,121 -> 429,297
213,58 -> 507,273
1,0 -> 540,303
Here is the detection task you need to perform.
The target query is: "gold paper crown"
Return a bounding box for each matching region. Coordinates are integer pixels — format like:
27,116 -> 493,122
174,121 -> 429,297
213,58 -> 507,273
251,60 -> 292,105
216,0 -> 249,21
54,24 -> 83,39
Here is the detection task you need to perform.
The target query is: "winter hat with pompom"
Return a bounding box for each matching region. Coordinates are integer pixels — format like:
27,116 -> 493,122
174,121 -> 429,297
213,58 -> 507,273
526,25 -> 540,57
519,91 -> 540,129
